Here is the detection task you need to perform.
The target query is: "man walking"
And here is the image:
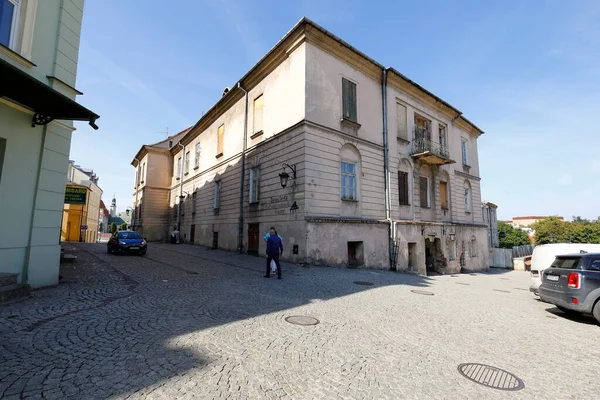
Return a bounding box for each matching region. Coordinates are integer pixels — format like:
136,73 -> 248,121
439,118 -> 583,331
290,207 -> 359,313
264,227 -> 284,279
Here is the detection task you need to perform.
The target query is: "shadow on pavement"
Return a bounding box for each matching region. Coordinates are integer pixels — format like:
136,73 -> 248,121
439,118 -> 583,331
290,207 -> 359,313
545,307 -> 598,326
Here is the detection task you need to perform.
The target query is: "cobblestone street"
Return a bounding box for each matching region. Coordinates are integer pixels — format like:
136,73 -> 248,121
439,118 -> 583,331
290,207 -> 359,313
1,243 -> 599,399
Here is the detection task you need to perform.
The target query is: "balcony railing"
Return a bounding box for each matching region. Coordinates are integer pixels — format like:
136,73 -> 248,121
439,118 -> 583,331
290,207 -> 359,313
411,137 -> 450,159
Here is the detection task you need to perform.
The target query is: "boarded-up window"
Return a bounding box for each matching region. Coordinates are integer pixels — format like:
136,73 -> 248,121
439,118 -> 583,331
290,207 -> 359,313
342,78 -> 357,122
217,124 -> 224,156
398,171 -> 409,205
440,181 -> 448,209
420,176 -> 429,208
253,95 -> 263,134
396,103 -> 407,140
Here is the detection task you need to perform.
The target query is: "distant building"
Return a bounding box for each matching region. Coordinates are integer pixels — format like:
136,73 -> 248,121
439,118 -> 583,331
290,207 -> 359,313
61,162 -> 103,243
99,200 -> 110,233
482,202 -> 498,249
512,216 -> 563,228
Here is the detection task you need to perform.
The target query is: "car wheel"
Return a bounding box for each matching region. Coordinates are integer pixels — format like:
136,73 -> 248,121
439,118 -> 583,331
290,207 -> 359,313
593,300 -> 600,324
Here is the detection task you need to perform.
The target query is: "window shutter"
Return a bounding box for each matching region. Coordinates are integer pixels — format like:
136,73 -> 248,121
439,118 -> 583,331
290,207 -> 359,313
253,95 -> 264,134
420,177 -> 428,208
342,78 -> 357,122
440,182 -> 448,209
217,125 -> 224,155
398,171 -> 409,205
396,103 -> 407,140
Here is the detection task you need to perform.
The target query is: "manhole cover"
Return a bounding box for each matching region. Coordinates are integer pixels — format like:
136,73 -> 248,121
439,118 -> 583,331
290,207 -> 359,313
458,363 -> 524,391
285,316 -> 319,326
411,290 -> 434,296
493,289 -> 511,293
353,281 -> 374,286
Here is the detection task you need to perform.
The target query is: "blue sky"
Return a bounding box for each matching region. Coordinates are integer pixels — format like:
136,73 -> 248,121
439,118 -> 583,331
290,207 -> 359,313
71,0 -> 600,220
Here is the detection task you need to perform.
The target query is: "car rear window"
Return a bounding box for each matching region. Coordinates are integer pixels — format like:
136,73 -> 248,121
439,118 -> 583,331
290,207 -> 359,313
118,232 -> 142,239
551,257 -> 582,269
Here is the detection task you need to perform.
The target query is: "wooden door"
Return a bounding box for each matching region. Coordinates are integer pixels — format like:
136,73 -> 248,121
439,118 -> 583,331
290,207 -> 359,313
248,223 -> 260,255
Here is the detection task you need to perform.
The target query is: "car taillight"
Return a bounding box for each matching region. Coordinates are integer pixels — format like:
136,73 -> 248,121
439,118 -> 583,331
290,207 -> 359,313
568,272 -> 580,289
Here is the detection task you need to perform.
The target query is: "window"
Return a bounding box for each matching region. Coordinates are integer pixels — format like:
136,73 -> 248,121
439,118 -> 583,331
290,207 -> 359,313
249,167 -> 260,203
464,181 -> 471,213
439,125 -> 447,149
213,181 -> 221,209
135,170 -> 139,188
341,162 -> 357,200
176,157 -> 182,179
440,181 -> 448,210
470,237 -> 477,257
414,115 -> 431,141
253,95 -> 263,134
448,240 -> 456,261
396,102 -> 408,140
141,163 -> 145,183
461,139 -> 469,166
550,257 -> 582,270
589,259 -> 600,271
194,143 -> 200,169
419,176 -> 430,208
342,78 -> 357,122
398,171 -> 409,206
0,0 -> 20,49
217,124 -> 224,157
184,151 -> 190,175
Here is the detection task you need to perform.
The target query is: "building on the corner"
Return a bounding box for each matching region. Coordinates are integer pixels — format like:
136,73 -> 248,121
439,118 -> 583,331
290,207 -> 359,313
61,161 -> 103,243
130,18 -> 488,274
0,0 -> 99,288
511,216 -> 563,228
482,202 -> 499,250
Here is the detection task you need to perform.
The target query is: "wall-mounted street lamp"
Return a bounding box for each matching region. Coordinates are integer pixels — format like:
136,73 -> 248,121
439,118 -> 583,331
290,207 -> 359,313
279,163 -> 297,188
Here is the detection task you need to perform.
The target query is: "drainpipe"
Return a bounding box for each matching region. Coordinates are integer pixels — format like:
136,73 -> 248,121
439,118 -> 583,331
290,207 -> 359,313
176,143 -> 184,243
237,82 -> 249,253
133,158 -> 140,232
382,68 -> 395,270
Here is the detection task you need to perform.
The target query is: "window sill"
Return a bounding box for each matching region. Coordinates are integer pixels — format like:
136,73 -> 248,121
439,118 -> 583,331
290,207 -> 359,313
249,201 -> 260,205
397,137 -> 410,144
140,181 -> 144,184
193,166 -> 199,170
215,153 -> 223,159
250,130 -> 263,140
441,207 -> 449,211
463,164 -> 471,172
0,44 -> 36,68
176,177 -> 180,181
399,203 -> 410,207
465,211 -> 471,215
184,172 -> 189,176
420,206 -> 431,209
342,198 -> 359,202
340,118 -> 361,130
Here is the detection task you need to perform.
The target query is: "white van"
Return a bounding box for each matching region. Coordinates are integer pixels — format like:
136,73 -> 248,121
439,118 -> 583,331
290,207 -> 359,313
529,243 -> 600,295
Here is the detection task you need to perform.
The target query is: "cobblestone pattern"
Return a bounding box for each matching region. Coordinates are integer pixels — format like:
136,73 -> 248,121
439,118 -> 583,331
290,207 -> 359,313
1,243 -> 599,399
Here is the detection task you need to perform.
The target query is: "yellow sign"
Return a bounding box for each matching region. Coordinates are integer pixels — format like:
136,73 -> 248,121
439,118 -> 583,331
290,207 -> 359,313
65,187 -> 87,204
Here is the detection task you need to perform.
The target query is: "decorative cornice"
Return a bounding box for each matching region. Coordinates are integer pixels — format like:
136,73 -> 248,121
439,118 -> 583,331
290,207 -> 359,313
394,220 -> 487,229
0,44 -> 36,68
306,216 -> 388,225
454,169 -> 481,181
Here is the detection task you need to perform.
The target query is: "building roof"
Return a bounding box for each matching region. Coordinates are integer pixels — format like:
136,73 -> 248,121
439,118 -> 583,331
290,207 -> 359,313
131,17 -> 484,159
108,216 -> 126,226
131,127 -> 191,166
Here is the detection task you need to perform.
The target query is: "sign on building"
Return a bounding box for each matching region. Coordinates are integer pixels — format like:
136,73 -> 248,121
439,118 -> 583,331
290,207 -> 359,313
65,187 -> 87,204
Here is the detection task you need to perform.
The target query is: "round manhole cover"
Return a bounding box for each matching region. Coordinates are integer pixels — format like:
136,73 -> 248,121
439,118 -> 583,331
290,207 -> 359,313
458,363 -> 524,391
411,290 -> 434,296
285,316 -> 319,326
353,281 -> 374,286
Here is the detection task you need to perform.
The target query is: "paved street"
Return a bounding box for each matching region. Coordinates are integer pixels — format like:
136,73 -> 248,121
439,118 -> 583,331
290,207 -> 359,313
1,243 -> 599,399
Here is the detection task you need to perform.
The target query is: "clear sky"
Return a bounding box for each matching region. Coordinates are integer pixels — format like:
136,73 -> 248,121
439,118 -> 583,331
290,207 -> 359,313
70,0 -> 600,220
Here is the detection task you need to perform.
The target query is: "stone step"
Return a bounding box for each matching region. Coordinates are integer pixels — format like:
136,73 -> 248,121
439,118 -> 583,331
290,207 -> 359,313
0,273 -> 19,288
0,284 -> 30,305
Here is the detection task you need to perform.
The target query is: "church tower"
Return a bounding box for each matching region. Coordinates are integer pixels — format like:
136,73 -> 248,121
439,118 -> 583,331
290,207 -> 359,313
110,195 -> 117,217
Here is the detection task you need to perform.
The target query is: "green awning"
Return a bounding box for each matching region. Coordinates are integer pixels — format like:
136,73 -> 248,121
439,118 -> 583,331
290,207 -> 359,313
0,58 -> 99,129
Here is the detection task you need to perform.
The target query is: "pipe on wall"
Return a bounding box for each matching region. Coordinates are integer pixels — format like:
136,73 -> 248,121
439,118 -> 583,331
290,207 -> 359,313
133,157 -> 140,231
236,82 -> 249,253
176,143 -> 184,242
381,68 -> 396,270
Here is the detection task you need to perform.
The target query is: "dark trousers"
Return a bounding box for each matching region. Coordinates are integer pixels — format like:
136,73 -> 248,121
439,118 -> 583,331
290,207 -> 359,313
266,254 -> 282,278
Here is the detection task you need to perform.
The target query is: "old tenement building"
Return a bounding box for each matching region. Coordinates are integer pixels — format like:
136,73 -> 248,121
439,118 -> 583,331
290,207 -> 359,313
131,18 -> 488,275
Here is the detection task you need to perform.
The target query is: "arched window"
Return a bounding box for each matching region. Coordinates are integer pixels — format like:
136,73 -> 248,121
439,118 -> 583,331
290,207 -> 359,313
463,180 -> 472,213
340,144 -> 361,201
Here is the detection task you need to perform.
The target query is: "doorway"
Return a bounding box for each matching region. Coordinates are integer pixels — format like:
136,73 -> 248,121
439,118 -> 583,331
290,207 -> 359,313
248,223 -> 260,255
408,242 -> 417,271
190,224 -> 195,244
347,241 -> 364,268
425,238 -> 442,275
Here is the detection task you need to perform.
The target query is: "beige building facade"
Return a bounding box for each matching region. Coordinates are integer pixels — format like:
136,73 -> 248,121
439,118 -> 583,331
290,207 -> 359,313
131,18 -> 488,274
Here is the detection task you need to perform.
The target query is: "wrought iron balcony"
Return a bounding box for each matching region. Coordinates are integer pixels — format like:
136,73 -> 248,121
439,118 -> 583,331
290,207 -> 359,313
410,136 -> 454,166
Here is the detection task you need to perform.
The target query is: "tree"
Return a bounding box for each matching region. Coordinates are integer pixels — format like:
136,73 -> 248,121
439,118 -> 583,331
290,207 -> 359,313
533,217 -> 577,244
120,222 -> 128,231
498,221 -> 530,249
109,222 -> 117,233
98,222 -> 104,233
